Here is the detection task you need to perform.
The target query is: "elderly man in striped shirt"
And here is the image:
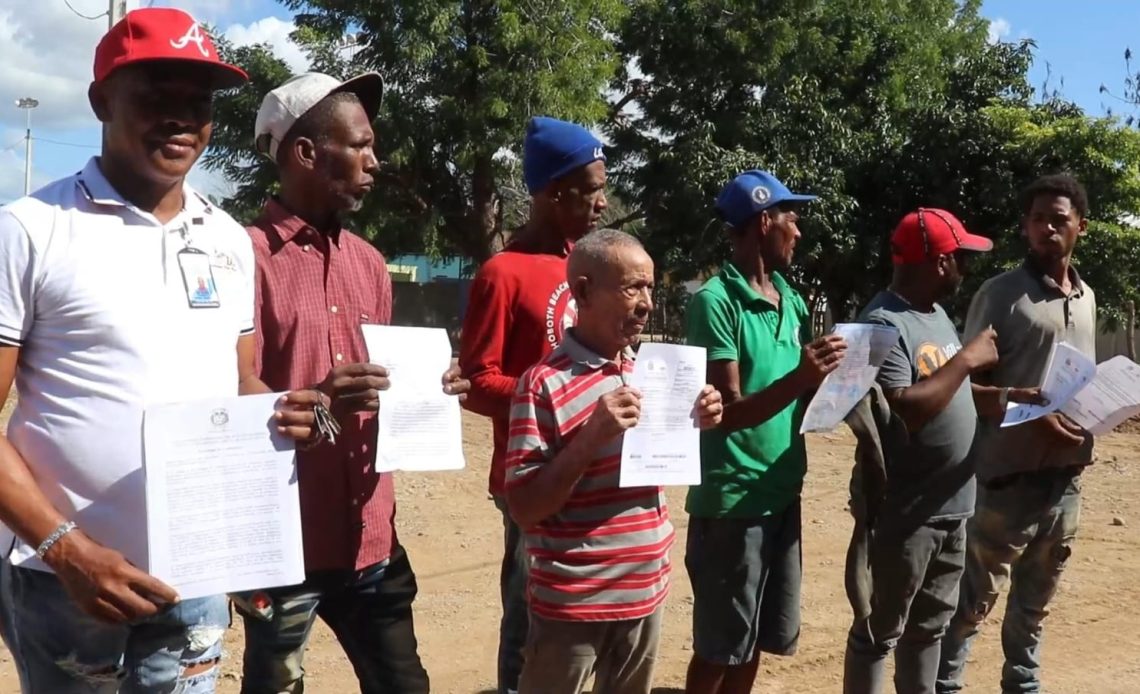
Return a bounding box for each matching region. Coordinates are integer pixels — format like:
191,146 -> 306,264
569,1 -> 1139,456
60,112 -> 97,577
505,229 -> 723,694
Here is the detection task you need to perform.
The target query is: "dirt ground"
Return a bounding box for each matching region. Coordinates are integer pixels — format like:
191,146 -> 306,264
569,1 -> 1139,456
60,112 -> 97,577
1,412 -> 1138,692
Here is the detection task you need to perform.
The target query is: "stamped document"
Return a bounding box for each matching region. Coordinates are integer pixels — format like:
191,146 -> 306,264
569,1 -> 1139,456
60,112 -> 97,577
1060,355 -> 1140,435
620,343 -> 707,487
801,323 -> 900,434
362,325 -> 466,473
1002,342 -> 1096,427
144,392 -> 304,600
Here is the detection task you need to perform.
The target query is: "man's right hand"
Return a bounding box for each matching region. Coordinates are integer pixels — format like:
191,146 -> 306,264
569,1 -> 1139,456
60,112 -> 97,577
1036,412 -> 1086,447
316,363 -> 391,415
44,531 -> 179,624
582,386 -> 642,444
795,335 -> 848,388
961,327 -> 1000,373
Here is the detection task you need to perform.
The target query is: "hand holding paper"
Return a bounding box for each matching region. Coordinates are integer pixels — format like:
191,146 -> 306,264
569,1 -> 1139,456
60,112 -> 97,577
801,323 -> 900,433
1002,343 -> 1095,427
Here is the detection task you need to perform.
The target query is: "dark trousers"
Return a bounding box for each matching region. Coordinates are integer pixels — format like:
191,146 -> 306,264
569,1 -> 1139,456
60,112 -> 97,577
235,544 -> 429,694
494,495 -> 530,693
844,518 -> 967,694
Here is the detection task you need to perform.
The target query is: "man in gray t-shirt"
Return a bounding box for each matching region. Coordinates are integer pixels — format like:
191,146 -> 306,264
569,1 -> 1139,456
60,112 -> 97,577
843,208 -> 1024,694
938,175 -> 1095,694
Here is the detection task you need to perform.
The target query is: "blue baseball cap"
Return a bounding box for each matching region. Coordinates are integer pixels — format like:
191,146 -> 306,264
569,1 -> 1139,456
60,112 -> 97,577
716,170 -> 817,229
523,116 -> 606,194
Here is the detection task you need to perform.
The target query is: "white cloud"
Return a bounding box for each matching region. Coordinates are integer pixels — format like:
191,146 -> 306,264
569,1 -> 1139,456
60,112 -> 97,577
0,4 -> 110,133
223,16 -> 309,74
988,17 -> 1012,44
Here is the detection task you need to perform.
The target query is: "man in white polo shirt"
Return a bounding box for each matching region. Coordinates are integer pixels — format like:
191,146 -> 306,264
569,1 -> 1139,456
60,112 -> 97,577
0,9 -> 322,693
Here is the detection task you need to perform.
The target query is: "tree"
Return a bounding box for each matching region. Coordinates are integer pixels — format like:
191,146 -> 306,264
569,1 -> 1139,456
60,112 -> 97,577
204,1 -> 627,262
609,0 -> 1007,321
610,0 -> 1140,341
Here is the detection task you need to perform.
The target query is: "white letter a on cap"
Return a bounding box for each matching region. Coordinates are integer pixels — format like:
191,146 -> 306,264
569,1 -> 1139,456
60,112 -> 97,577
171,23 -> 210,58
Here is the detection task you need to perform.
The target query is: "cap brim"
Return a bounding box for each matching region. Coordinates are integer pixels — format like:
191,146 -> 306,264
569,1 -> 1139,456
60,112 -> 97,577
761,193 -> 817,210
332,72 -> 385,121
110,57 -> 249,90
957,233 -> 994,253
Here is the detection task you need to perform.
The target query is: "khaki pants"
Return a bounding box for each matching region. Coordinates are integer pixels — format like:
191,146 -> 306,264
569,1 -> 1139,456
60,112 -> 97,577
517,607 -> 662,694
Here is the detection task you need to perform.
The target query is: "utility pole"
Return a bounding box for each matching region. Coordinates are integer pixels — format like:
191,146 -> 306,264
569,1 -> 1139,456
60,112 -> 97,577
109,0 -> 128,29
15,98 -> 38,197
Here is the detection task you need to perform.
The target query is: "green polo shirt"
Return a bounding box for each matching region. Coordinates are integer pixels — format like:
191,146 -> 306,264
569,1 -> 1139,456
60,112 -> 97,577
685,262 -> 812,519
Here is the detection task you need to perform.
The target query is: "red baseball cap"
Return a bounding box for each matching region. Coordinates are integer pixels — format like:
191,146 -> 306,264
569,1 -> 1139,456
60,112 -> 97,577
890,208 -> 993,264
93,8 -> 248,89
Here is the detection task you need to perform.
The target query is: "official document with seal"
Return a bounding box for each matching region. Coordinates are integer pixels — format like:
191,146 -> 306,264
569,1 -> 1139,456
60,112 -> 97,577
619,342 -> 707,487
801,323 -> 900,434
1002,342 -> 1096,427
1060,355 -> 1140,435
362,324 -> 466,472
144,392 -> 304,600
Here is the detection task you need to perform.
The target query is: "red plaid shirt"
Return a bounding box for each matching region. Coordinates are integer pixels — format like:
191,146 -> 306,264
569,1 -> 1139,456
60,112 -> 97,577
248,199 -> 395,572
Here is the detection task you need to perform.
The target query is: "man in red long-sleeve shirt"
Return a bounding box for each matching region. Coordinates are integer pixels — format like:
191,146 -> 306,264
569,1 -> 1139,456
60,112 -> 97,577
459,116 -> 608,694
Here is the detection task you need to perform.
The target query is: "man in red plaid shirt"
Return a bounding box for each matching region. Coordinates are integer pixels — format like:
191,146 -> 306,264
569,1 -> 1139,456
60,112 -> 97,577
234,71 -> 469,694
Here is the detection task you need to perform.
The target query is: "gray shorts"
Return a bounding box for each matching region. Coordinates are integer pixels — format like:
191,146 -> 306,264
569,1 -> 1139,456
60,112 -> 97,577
685,499 -> 802,665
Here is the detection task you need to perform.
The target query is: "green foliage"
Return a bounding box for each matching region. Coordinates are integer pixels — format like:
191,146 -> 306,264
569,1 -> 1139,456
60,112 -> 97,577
202,0 -> 1140,334
204,0 -> 627,261
610,0 -> 1140,333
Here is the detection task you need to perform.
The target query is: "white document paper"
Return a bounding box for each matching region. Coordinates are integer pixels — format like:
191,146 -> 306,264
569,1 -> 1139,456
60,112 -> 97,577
1002,342 -> 1096,427
362,325 -> 466,473
144,392 -> 304,601
1060,356 -> 1140,435
801,323 -> 900,433
619,343 -> 706,487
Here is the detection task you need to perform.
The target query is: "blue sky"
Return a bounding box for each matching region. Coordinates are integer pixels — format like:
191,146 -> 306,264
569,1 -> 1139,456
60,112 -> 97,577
1,0 -> 1137,204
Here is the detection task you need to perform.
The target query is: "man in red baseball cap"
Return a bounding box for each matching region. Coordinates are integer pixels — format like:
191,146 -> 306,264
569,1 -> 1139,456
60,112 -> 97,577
842,208 -> 1039,694
0,8 -> 324,693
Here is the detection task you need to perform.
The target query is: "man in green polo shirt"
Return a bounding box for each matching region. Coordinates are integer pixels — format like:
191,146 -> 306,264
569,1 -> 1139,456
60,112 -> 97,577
684,170 -> 847,694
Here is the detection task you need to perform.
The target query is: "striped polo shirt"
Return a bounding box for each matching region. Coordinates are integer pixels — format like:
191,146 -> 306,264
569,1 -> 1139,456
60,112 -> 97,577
506,330 -> 674,622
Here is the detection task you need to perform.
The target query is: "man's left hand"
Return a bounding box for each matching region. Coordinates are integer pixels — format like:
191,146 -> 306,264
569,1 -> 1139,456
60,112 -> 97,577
274,389 -> 325,441
442,364 -> 470,402
695,385 -> 724,430
1008,387 -> 1048,406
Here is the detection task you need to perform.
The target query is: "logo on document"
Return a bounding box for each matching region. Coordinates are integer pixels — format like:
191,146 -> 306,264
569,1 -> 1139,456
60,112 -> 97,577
210,408 -> 230,428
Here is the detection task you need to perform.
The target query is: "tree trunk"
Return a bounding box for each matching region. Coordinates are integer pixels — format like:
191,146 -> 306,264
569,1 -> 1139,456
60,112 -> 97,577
1127,300 -> 1136,361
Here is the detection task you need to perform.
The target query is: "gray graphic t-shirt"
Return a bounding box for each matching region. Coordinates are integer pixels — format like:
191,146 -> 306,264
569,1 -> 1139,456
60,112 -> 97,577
859,291 -> 978,525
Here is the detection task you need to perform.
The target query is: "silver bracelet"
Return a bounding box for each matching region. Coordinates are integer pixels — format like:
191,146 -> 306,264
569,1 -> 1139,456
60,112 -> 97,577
35,521 -> 77,560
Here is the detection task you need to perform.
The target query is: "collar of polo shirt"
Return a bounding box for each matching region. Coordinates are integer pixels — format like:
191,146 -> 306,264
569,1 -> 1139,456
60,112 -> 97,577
560,329 -> 635,369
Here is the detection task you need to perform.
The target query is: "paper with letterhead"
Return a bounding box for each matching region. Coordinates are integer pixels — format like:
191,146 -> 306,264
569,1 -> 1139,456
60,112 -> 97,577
1002,342 -> 1096,427
800,323 -> 900,433
1059,355 -> 1140,435
362,325 -> 466,472
619,342 -> 706,487
144,392 -> 304,600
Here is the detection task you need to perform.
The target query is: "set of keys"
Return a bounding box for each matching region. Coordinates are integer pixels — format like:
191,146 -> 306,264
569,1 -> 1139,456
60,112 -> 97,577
311,400 -> 342,446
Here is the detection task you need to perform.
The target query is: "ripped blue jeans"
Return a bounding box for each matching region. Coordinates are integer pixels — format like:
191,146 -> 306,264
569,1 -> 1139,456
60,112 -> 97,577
0,560 -> 229,693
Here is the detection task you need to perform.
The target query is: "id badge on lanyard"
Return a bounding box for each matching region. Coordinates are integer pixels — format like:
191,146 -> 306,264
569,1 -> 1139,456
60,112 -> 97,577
174,224 -> 221,309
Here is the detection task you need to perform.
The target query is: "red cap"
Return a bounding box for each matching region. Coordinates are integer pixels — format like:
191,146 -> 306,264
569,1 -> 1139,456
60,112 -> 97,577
890,208 -> 993,264
93,8 -> 248,89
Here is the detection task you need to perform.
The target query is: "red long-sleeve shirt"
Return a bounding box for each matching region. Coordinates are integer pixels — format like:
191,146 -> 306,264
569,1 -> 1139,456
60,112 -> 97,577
459,243 -> 576,496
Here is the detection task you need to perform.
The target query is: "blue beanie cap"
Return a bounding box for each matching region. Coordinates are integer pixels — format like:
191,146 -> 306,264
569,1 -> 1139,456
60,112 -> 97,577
523,116 -> 606,194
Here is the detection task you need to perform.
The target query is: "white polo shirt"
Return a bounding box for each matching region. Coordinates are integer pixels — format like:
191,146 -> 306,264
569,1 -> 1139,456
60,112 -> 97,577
0,157 -> 255,572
